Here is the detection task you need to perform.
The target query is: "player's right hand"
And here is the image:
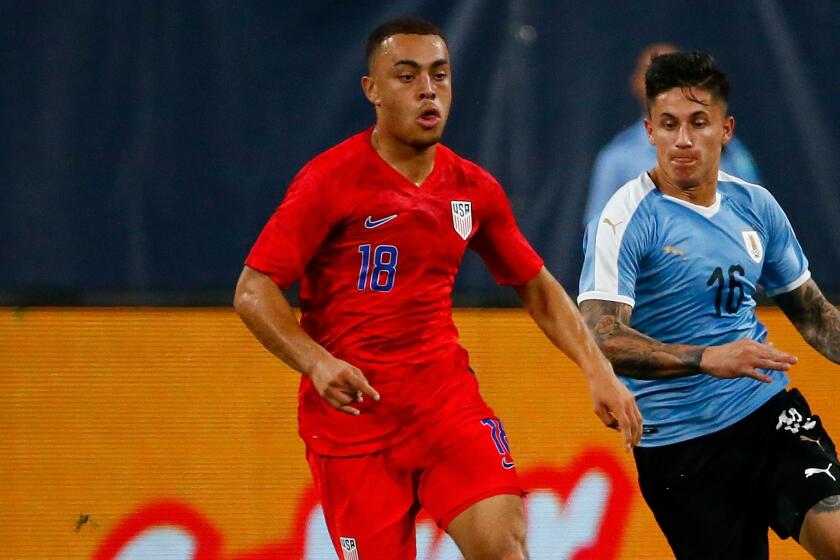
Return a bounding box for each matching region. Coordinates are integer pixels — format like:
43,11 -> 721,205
700,339 -> 797,383
308,355 -> 380,415
586,360 -> 643,450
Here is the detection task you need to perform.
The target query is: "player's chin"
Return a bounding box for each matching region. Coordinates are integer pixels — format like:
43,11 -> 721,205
409,128 -> 444,150
670,170 -> 701,190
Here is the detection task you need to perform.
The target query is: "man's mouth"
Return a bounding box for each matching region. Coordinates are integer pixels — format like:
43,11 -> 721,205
672,156 -> 697,165
417,107 -> 441,128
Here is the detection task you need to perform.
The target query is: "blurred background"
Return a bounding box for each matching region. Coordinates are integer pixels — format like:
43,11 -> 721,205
2,2 -> 840,559
3,0 -> 838,306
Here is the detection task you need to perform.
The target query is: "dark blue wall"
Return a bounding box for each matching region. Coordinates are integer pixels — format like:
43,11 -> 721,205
2,1 -> 838,304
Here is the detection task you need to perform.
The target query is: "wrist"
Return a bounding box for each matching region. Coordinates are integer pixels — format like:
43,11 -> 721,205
582,354 -> 615,380
696,346 -> 710,373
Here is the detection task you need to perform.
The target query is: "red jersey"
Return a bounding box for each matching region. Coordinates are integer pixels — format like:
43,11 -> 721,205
246,128 -> 543,455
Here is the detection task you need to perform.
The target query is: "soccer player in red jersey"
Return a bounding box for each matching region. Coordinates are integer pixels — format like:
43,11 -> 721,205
235,17 -> 641,559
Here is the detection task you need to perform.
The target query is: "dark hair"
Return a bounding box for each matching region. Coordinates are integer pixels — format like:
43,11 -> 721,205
365,17 -> 446,67
645,51 -> 730,112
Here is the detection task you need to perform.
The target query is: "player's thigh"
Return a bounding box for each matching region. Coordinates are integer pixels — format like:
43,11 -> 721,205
634,425 -> 770,560
799,495 -> 840,559
765,389 -> 840,555
307,448 -> 418,559
419,415 -> 526,558
447,494 -> 527,560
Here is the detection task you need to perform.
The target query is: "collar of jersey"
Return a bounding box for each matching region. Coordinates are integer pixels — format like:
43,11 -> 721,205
662,192 -> 722,218
643,173 -> 723,218
366,127 -> 444,191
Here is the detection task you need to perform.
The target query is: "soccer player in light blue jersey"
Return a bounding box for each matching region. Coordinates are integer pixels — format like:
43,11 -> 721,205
581,43 -> 762,226
579,51 -> 840,559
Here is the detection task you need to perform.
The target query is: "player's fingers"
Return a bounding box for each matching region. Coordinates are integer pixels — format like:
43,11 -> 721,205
758,345 -> 797,363
749,369 -> 773,383
636,405 -> 644,440
322,393 -> 358,415
754,358 -> 792,372
613,410 -> 634,451
327,388 -> 356,407
626,401 -> 642,446
594,405 -> 620,431
350,370 -> 380,401
337,405 -> 361,416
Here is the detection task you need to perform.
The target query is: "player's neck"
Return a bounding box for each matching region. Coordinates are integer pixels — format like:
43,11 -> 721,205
371,128 -> 436,187
649,168 -> 718,206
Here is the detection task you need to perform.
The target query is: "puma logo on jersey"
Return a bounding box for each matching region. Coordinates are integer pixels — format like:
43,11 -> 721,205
800,434 -> 823,448
601,217 -> 623,234
804,463 -> 836,482
364,214 -> 397,229
663,246 -> 686,258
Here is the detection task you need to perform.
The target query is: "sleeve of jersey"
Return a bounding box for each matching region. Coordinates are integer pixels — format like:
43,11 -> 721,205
468,179 -> 543,286
245,165 -> 337,289
577,211 -> 647,307
758,191 -> 810,297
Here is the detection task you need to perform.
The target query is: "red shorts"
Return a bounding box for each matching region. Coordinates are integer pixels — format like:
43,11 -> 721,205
306,408 -> 523,559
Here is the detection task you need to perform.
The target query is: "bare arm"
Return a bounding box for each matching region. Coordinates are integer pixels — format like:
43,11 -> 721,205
515,267 -> 642,448
775,278 -> 840,364
579,300 -> 705,378
233,265 -> 379,415
579,299 -> 797,382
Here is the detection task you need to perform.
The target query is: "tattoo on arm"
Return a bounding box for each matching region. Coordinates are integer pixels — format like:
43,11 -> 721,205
579,300 -> 705,379
811,494 -> 840,514
775,279 -> 840,364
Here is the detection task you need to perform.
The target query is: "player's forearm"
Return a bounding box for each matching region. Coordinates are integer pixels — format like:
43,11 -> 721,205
776,279 -> 840,365
579,300 -> 704,379
516,267 -> 611,375
593,315 -> 705,379
233,266 -> 331,374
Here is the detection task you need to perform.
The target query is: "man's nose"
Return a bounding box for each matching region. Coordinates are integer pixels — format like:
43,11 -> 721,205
418,74 -> 436,99
676,125 -> 692,148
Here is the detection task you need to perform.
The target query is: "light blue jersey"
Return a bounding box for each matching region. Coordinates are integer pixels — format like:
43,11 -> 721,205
579,171 -> 810,446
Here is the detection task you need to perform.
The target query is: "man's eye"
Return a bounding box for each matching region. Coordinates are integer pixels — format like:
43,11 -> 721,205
434,72 -> 447,80
662,122 -> 676,130
399,74 -> 414,82
693,120 -> 707,128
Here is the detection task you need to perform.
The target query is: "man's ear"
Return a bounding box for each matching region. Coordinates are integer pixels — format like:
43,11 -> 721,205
644,118 -> 655,146
722,115 -> 735,146
361,75 -> 381,106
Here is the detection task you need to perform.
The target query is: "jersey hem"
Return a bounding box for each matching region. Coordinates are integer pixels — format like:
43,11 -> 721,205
635,385 -> 786,448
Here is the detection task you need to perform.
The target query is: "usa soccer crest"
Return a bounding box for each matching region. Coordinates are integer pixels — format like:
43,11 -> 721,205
451,200 -> 472,240
741,230 -> 763,263
339,537 -> 359,560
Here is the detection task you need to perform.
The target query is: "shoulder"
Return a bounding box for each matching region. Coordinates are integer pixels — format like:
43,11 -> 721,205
439,144 -> 506,197
440,144 -> 496,181
717,170 -> 777,209
597,173 -> 658,227
296,130 -> 372,183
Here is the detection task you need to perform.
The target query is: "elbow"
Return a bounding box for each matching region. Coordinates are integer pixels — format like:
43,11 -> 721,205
233,273 -> 257,318
232,284 -> 249,318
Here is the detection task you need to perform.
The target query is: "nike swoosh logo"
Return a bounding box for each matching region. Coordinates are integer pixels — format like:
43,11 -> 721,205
364,214 -> 397,229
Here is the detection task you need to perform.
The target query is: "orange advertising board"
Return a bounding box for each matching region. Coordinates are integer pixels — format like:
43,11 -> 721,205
1,308 -> 838,558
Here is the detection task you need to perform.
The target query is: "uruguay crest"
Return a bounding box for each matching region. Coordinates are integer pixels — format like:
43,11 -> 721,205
451,200 -> 472,240
741,230 -> 763,263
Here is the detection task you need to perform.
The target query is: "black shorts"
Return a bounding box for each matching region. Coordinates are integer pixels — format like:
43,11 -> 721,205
634,388 -> 840,560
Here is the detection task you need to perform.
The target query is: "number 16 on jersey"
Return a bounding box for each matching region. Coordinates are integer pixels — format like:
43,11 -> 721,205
357,244 -> 399,292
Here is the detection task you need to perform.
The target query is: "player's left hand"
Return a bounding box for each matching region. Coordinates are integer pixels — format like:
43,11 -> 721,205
586,361 -> 642,450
